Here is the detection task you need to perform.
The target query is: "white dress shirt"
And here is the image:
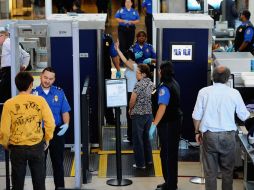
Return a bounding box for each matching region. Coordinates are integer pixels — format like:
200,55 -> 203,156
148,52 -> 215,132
124,63 -> 137,92
192,83 -> 250,132
1,38 -> 30,68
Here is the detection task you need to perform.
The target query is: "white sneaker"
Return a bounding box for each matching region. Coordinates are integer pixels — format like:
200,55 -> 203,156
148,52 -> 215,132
123,139 -> 130,143
133,164 -> 146,169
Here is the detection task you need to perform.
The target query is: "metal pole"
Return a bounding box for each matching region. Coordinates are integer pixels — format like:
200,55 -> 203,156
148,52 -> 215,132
203,0 -> 208,14
97,29 -> 103,147
5,150 -> 10,190
115,108 -> 122,181
189,145 -> 205,184
152,0 -> 159,48
72,21 -> 82,188
156,28 -> 162,86
45,0 -> 52,19
10,22 -> 18,97
106,107 -> 132,186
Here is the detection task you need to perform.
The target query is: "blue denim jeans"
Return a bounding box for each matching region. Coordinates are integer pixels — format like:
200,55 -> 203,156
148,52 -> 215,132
9,141 -> 45,190
132,114 -> 153,167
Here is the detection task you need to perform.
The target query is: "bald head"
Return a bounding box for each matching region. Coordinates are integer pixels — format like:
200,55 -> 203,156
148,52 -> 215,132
212,66 -> 231,84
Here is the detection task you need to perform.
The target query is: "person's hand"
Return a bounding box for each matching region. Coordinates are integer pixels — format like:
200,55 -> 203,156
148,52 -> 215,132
57,123 -> 69,136
20,65 -> 26,71
116,71 -> 121,78
124,20 -> 129,24
149,123 -> 157,140
195,133 -> 202,145
143,58 -> 152,64
134,51 -> 143,59
44,141 -> 49,151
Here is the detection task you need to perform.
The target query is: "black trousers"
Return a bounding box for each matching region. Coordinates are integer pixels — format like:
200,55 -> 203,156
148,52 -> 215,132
157,120 -> 180,190
45,127 -> 65,189
10,141 -> 45,190
0,67 -> 11,115
118,25 -> 135,56
126,92 -> 132,141
145,13 -> 153,44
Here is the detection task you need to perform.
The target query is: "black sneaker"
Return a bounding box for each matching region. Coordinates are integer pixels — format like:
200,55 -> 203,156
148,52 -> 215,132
157,183 -> 166,189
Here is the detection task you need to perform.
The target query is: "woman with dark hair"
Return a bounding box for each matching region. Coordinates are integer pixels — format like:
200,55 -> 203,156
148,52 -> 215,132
149,61 -> 183,190
129,64 -> 154,169
131,30 -> 156,65
115,0 -> 140,57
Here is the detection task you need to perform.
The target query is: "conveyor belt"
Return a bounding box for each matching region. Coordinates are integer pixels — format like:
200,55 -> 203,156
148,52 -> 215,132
102,126 -> 158,151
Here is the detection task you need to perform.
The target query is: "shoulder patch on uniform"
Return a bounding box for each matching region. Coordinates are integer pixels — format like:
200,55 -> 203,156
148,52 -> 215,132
246,28 -> 251,34
54,86 -> 62,91
159,88 -> 165,96
32,90 -> 38,96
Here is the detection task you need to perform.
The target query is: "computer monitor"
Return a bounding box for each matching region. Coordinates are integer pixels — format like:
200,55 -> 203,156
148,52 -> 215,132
186,0 -> 223,12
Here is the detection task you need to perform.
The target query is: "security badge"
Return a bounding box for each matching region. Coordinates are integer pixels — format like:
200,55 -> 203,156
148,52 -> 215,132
239,28 -> 242,32
106,41 -> 109,46
159,89 -> 165,96
54,95 -> 58,102
146,48 -> 149,53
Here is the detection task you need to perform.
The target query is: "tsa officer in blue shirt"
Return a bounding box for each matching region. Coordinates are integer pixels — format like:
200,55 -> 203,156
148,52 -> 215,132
33,67 -> 71,190
131,30 -> 156,65
115,0 -> 140,57
142,0 -> 153,44
149,62 -> 182,190
234,10 -> 254,54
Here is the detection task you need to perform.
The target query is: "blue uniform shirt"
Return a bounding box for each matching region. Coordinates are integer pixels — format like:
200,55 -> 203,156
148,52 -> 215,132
32,85 -> 71,126
103,34 -> 118,58
158,86 -> 170,105
115,7 -> 140,27
131,42 -> 156,64
242,21 -> 254,42
142,0 -> 152,14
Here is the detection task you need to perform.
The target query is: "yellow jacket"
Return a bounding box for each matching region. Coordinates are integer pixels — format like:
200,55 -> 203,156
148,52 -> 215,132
0,94 -> 55,148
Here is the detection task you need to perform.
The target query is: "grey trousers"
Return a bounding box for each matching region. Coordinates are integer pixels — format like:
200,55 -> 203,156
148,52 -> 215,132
202,131 -> 236,190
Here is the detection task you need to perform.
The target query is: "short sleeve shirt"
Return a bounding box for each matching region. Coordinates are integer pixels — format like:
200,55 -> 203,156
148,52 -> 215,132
158,86 -> 170,105
115,7 -> 140,26
131,77 -> 154,115
33,85 -> 71,126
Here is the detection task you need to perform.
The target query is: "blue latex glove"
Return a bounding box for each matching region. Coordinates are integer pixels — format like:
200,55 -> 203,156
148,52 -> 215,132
143,58 -> 152,64
149,123 -> 157,140
134,51 -> 143,59
116,71 -> 121,78
57,123 -> 69,136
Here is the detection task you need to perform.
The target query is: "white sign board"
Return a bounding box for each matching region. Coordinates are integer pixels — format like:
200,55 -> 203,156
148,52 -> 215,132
106,79 -> 127,107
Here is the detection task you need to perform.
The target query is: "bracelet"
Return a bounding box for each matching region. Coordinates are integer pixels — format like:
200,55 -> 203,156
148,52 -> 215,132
195,131 -> 200,135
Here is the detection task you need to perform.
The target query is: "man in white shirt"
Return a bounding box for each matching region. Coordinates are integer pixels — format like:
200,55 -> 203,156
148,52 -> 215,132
192,65 -> 250,190
0,30 -> 30,115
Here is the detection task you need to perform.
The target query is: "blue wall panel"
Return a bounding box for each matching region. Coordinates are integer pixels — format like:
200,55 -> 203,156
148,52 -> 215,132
50,30 -> 98,144
162,28 -> 209,141
50,37 -> 74,144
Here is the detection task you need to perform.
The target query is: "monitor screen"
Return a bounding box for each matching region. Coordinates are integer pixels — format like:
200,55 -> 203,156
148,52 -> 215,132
170,43 -> 195,62
187,0 -> 223,11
